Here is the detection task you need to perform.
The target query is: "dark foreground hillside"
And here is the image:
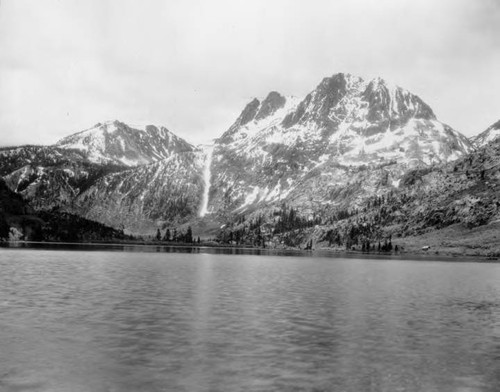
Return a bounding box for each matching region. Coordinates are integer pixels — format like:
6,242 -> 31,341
0,179 -> 129,242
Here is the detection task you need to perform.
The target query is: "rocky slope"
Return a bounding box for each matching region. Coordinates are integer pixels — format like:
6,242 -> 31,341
0,121 -> 204,233
56,120 -> 194,166
208,73 -> 473,218
214,136 -> 500,255
73,151 -> 204,233
323,135 -> 500,255
0,73 -> 490,239
1,145 -> 125,210
472,119 -> 500,147
0,178 -> 128,242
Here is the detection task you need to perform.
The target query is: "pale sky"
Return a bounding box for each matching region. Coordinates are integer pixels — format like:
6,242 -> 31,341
0,0 -> 499,147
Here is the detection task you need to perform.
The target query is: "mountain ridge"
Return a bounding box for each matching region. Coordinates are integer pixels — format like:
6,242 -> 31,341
0,120 -> 203,233
56,119 -> 195,166
0,72 -> 496,245
208,73 -> 473,220
472,119 -> 500,147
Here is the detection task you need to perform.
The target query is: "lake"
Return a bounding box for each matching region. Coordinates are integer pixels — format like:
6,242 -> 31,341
1,246 -> 500,391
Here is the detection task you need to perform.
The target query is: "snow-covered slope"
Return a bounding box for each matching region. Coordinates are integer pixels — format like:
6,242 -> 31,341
208,73 -> 474,215
472,119 -> 500,147
0,145 -> 123,210
73,151 -> 205,233
56,120 -> 194,166
218,74 -> 471,166
0,75 -> 480,234
0,121 -> 205,231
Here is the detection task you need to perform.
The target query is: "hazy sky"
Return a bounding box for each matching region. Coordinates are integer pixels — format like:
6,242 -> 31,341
1,0 -> 499,146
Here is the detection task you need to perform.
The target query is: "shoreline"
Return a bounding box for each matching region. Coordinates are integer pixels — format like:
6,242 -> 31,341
1,240 -> 497,262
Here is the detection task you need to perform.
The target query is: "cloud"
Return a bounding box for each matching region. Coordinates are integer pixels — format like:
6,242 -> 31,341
0,0 -> 499,146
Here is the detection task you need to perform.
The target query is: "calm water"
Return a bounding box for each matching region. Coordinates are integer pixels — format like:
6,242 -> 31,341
1,248 -> 500,392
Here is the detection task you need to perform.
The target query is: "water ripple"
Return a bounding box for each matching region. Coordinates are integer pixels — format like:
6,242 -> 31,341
1,250 -> 500,391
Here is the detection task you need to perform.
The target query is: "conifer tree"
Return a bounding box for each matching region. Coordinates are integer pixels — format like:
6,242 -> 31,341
186,226 -> 193,243
0,213 -> 9,241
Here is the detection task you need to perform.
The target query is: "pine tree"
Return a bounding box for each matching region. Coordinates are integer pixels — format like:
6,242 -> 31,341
0,213 -> 9,241
164,229 -> 171,241
186,226 -> 193,243
156,228 -> 161,241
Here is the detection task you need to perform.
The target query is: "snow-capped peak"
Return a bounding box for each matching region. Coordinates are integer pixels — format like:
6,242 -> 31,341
55,120 -> 194,166
214,71 -> 473,176
218,93 -> 301,144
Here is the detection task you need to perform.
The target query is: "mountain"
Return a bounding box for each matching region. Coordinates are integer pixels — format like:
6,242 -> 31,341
214,135 -> 500,256
0,178 -> 128,242
72,151 -> 204,233
208,73 -> 473,218
0,121 -> 203,233
0,73 -> 483,241
0,145 -> 125,211
322,135 -> 500,255
472,119 -> 500,147
56,120 -> 194,166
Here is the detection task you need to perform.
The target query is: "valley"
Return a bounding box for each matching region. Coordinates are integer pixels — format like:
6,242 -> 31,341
1,73 -> 499,257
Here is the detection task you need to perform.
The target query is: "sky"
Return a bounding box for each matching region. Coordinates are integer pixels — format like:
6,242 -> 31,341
0,0 -> 499,147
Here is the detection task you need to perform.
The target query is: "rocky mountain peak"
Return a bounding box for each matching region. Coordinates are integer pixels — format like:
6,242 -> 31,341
280,73 -> 437,136
208,72 -> 474,219
219,92 -> 293,144
239,98 -> 261,127
316,73 -> 349,96
0,71 -> 488,237
491,119 -> 500,129
217,73 -> 472,162
218,99 -> 261,144
318,72 -> 363,91
363,78 -> 435,122
281,73 -> 358,129
56,120 -> 194,166
255,91 -> 286,121
472,119 -> 500,147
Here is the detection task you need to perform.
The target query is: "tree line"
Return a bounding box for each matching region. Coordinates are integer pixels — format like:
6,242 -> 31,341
155,226 -> 200,244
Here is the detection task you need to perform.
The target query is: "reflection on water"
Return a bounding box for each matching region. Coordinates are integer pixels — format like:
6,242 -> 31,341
2,241 -> 322,257
0,249 -> 500,392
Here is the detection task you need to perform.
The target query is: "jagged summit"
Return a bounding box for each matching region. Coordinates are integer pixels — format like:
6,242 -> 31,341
280,73 -> 436,133
0,119 -> 204,232
217,72 -> 472,166
362,78 -> 436,123
208,72 -> 473,215
218,93 -> 299,144
256,91 -> 287,120
472,119 -> 500,147
56,120 -> 195,166
221,73 -> 443,145
0,72 -> 485,235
